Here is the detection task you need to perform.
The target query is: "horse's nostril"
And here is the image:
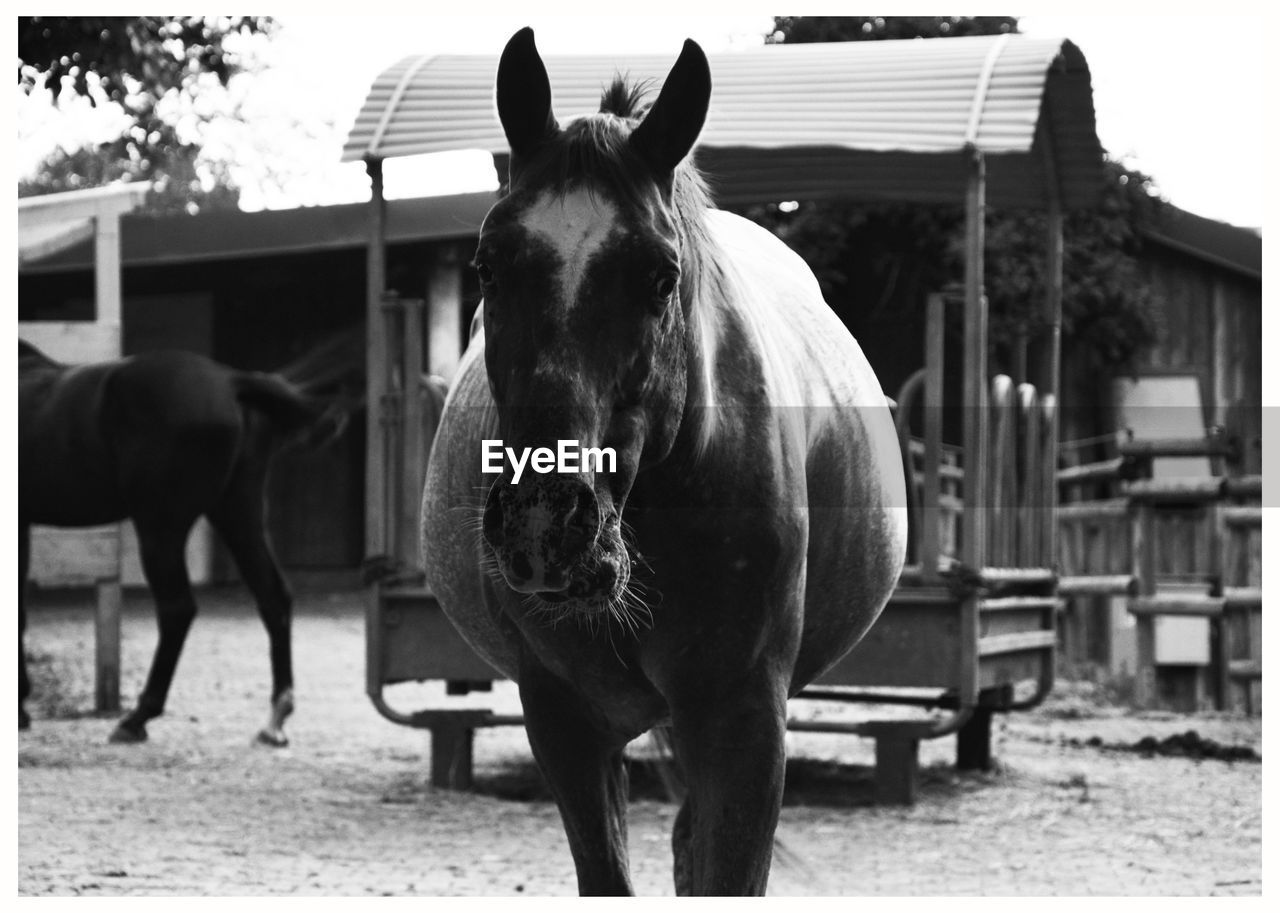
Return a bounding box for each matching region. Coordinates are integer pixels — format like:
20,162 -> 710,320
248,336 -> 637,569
562,487 -> 600,551
571,488 -> 599,532
511,550 -> 533,581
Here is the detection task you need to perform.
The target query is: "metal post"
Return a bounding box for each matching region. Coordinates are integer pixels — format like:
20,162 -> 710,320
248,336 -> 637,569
365,157 -> 388,563
961,145 -> 988,571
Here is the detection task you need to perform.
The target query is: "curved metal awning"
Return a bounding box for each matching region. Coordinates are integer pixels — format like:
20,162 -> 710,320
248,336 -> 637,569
344,33 -> 1103,210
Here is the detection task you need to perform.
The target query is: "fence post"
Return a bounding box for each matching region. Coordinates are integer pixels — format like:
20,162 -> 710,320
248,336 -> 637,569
1130,497 -> 1157,709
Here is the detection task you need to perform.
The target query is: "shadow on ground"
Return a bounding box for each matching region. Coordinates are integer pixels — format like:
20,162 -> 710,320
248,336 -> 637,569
462,756 -> 990,808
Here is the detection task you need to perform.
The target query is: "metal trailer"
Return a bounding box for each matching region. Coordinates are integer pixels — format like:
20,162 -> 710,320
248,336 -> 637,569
350,34 -> 1106,803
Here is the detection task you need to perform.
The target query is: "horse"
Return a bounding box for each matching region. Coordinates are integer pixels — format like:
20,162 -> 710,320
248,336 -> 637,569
421,29 -> 907,895
18,339 -> 347,746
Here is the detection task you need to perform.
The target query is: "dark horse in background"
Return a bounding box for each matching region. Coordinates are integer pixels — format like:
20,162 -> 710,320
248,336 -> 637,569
423,30 -> 907,895
18,340 -> 347,746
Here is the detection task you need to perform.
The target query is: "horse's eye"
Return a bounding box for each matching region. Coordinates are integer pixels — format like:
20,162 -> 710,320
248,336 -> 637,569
653,273 -> 677,304
475,261 -> 496,287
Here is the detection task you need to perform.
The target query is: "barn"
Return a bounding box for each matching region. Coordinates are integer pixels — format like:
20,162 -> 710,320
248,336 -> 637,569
19,191 -> 493,583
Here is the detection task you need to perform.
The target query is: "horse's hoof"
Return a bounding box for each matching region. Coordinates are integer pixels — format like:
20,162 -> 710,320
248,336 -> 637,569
254,729 -> 289,749
108,723 -> 147,744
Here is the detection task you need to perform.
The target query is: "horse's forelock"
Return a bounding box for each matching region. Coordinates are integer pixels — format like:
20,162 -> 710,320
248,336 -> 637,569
599,76 -> 653,120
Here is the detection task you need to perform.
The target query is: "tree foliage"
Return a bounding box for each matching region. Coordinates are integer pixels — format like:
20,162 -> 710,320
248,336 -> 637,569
739,16 -> 1160,385
18,16 -> 277,214
18,122 -> 241,217
768,15 -> 1017,43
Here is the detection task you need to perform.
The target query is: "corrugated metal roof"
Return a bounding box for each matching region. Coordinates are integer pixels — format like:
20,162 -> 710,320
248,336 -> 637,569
343,33 -> 1103,209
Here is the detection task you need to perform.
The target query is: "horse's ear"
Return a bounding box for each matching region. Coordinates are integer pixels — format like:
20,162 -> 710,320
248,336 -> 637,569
629,39 -> 711,178
496,28 -> 559,172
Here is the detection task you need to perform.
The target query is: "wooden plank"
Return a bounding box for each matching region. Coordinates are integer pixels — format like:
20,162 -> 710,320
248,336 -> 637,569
1056,499 -> 1129,520
989,375 -> 1015,565
379,296 -> 404,566
977,630 -> 1056,656
921,292 -> 945,581
1228,659 -> 1262,680
95,581 -> 122,712
874,735 -> 920,805
1129,594 -> 1225,617
978,596 -> 1062,613
1039,394 -> 1059,568
1122,478 -> 1225,503
399,297 -> 426,571
961,148 -> 988,571
28,525 -> 122,586
978,566 -> 1056,588
1019,384 -> 1044,566
1131,500 -> 1158,709
1222,587 -> 1262,611
364,159 -> 388,561
1118,437 -> 1237,459
426,245 -> 464,382
1057,574 -> 1137,596
18,322 -> 121,364
1223,475 -> 1262,499
1221,506 -> 1262,529
1057,457 -> 1125,486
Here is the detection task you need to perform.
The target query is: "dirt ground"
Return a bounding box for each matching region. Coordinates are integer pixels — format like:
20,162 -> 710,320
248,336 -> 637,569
18,584 -> 1263,897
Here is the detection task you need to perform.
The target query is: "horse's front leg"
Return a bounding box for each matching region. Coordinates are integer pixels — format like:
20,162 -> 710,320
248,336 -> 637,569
519,665 -> 633,896
667,673 -> 788,895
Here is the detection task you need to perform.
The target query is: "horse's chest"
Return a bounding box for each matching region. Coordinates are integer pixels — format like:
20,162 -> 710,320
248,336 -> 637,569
522,630 -> 670,736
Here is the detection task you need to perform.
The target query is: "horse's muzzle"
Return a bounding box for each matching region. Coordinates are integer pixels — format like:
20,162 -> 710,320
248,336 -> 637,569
482,475 -> 627,608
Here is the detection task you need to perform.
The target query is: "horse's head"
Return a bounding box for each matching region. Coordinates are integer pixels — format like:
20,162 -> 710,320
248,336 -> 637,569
476,28 -> 712,619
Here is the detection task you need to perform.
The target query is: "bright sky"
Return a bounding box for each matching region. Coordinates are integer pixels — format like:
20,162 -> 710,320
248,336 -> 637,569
13,8 -> 1268,229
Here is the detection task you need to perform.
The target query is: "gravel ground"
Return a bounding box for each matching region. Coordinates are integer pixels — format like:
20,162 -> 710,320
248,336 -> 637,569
17,585 -> 1263,896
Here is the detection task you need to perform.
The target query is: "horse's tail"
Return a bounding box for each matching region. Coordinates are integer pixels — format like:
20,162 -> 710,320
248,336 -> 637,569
233,371 -> 349,450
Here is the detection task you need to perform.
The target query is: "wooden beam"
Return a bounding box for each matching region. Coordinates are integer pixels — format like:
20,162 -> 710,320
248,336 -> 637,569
1036,119 -> 1064,569
921,292 -> 945,581
427,245 -> 465,383
95,581 -> 121,712
1130,500 -> 1157,709
400,297 -> 426,570
961,146 -> 988,571
365,158 -> 388,562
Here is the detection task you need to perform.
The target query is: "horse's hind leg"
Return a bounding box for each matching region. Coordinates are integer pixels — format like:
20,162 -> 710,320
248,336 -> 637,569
207,465 -> 294,748
519,666 -> 634,895
110,520 -> 198,743
19,523 -> 31,730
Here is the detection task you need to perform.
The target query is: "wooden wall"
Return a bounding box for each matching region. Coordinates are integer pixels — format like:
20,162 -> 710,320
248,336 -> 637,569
1138,247 -> 1262,475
